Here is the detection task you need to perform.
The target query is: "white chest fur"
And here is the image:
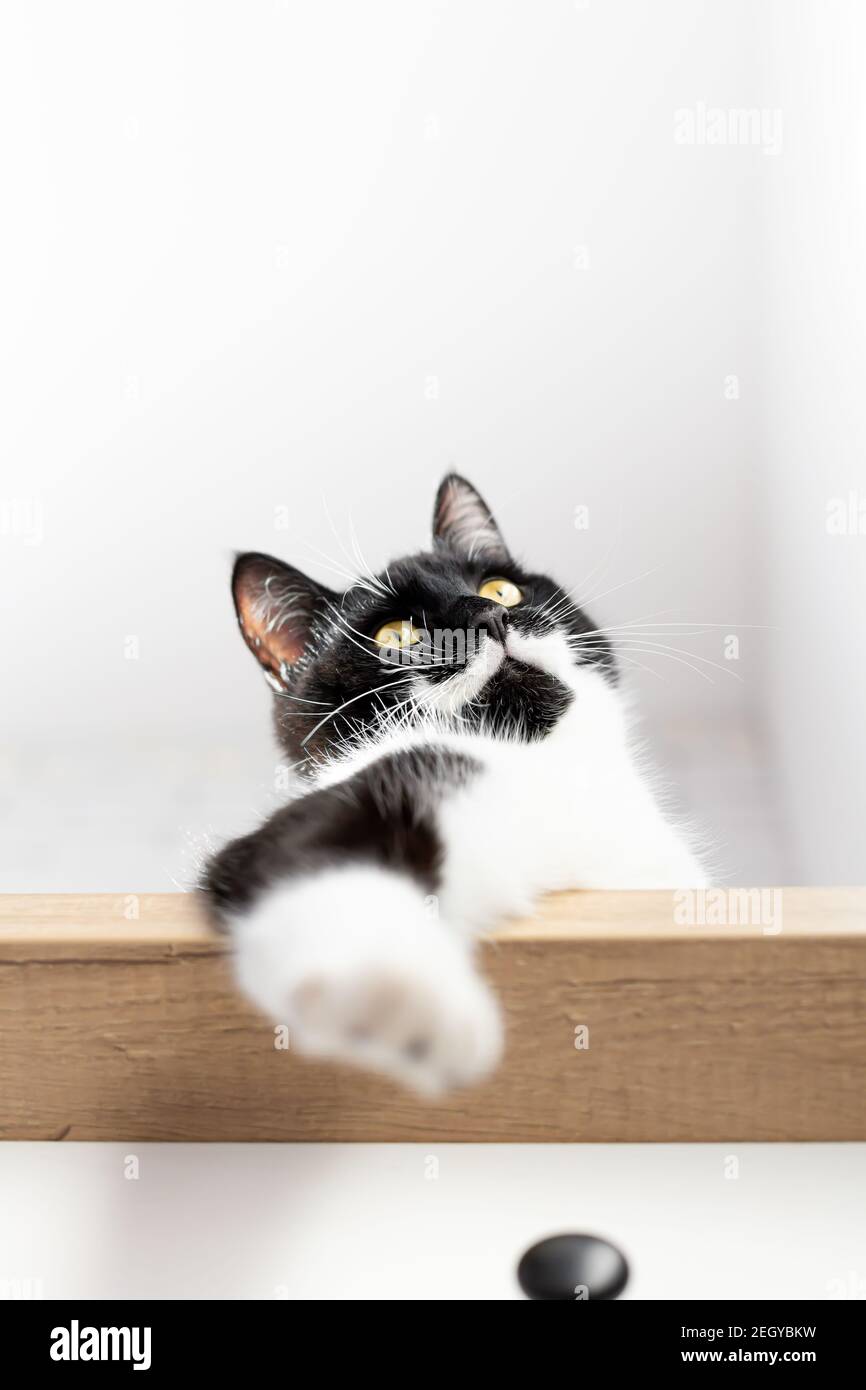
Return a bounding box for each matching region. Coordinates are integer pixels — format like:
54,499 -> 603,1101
314,655 -> 708,933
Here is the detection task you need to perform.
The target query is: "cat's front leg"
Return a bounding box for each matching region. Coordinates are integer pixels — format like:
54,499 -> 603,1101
201,751 -> 503,1096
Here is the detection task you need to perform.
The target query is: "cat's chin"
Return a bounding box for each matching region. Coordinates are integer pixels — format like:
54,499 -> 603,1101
465,657 -> 573,739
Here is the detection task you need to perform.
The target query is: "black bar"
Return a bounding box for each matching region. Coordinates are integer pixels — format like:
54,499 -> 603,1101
0,1299 -> 860,1374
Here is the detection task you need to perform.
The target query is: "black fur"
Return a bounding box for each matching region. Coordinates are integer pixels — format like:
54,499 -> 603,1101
202,746 -> 479,927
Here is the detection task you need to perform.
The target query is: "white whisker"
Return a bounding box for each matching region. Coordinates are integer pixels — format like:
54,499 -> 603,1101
300,674 -> 418,747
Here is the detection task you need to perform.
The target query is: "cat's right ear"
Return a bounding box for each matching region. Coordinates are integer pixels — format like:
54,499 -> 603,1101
232,553 -> 335,689
433,473 -> 509,563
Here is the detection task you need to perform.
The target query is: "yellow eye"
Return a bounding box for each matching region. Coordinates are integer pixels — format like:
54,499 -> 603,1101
478,577 -> 523,607
373,619 -> 421,649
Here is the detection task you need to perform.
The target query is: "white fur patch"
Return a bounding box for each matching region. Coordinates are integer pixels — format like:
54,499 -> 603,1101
232,865 -> 503,1096
415,633 -> 505,716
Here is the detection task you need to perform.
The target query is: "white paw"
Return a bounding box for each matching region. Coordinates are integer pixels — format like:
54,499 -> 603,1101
232,866 -> 503,1096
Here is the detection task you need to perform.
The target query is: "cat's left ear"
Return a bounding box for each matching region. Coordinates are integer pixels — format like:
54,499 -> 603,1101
432,473 -> 509,563
232,552 -> 336,689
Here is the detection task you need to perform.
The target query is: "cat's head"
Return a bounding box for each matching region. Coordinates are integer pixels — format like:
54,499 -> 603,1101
231,475 -> 615,769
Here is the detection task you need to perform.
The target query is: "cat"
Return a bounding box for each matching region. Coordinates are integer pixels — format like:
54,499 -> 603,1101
201,474 -> 708,1096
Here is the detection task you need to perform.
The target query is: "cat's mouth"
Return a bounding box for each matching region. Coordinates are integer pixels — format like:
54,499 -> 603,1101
415,626 -> 575,719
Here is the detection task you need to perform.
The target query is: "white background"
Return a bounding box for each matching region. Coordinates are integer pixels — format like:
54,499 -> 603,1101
5,0 -> 864,890
1,0 -> 762,756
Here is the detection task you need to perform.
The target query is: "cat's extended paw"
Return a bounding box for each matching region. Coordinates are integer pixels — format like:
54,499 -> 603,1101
232,866 -> 503,1096
283,952 -> 502,1097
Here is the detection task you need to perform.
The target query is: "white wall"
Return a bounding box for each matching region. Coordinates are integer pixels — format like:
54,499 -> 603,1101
1,0 -> 760,741
758,0 -> 866,882
4,1 -> 861,883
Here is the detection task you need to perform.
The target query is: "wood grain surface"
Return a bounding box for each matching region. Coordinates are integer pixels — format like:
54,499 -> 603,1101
1,889 -> 864,1141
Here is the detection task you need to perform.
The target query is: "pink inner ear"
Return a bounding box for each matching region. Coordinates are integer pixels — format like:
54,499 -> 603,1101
233,559 -> 310,679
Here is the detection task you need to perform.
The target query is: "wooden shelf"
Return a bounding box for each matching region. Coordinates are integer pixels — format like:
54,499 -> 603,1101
1,889 -> 864,1141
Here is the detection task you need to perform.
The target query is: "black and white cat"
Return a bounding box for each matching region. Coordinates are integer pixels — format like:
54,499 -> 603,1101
202,475 -> 708,1095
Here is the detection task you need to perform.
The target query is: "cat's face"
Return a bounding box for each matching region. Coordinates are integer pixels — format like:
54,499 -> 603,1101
231,475 -> 615,769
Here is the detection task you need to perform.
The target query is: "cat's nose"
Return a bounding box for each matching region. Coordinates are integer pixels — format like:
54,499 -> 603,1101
479,602 -> 509,646
455,596 -> 509,647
